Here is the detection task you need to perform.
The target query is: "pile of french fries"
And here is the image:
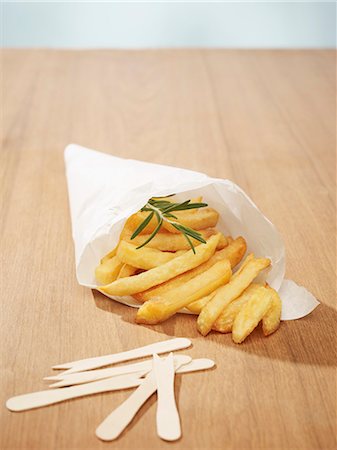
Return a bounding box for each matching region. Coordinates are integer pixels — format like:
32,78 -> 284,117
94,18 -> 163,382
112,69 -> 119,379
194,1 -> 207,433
96,197 -> 282,343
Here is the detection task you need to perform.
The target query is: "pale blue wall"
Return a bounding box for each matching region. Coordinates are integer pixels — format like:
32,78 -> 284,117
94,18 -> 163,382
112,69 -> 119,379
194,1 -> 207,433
2,1 -> 336,49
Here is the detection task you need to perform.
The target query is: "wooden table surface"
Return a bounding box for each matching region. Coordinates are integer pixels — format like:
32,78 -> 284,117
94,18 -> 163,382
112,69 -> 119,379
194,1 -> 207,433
1,49 -> 336,449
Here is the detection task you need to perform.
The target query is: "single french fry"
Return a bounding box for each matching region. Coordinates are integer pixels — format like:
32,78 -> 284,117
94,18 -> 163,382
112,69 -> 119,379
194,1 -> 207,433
222,236 -> 247,268
232,286 -> 272,343
212,283 -> 263,333
99,234 -> 220,296
127,228 -> 227,252
162,208 -> 219,233
232,253 -> 255,279
116,240 -> 183,270
100,247 -> 117,264
136,259 -> 232,324
134,237 -> 246,303
262,286 -> 282,336
187,292 -> 217,314
117,264 -> 138,279
95,256 -> 124,285
197,255 -> 271,336
119,216 -> 136,240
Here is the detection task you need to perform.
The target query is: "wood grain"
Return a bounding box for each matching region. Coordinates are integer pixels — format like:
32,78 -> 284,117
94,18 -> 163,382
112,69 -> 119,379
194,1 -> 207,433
1,49 -> 336,449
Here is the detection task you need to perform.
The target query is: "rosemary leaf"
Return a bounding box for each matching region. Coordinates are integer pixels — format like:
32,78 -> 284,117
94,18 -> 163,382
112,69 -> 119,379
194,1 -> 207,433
163,213 -> 178,219
174,202 -> 208,210
130,211 -> 155,239
171,223 -> 207,243
183,233 -> 196,254
136,213 -> 163,249
133,196 -> 209,252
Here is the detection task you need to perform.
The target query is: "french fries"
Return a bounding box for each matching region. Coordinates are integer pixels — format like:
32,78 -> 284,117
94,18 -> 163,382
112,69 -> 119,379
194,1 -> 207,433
232,286 -> 272,343
212,283 -> 262,333
99,234 -> 220,296
134,237 -> 246,303
117,264 -> 138,279
100,247 -> 117,264
95,195 -> 283,344
163,208 -> 219,233
126,197 -> 211,235
186,291 -> 216,314
117,240 -> 184,270
186,196 -> 202,211
128,228 -> 228,252
197,255 -> 271,336
136,259 -> 231,324
125,211 -> 161,236
217,236 -> 247,268
95,256 -> 124,285
262,286 -> 282,336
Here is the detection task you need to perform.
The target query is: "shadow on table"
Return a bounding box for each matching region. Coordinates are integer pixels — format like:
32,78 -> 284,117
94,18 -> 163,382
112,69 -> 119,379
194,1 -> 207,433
92,290 -> 336,368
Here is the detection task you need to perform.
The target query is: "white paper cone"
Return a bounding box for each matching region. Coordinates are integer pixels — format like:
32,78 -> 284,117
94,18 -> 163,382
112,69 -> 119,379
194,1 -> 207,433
64,144 -> 319,321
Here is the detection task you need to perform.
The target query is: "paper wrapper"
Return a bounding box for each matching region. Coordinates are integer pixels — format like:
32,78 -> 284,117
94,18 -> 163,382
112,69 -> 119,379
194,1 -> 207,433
64,144 -> 319,320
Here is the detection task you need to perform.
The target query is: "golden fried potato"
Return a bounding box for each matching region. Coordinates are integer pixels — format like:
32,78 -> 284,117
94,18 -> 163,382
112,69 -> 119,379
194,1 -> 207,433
187,252 -> 252,314
99,234 -> 220,296
127,228 -> 228,252
212,283 -> 263,333
134,236 -> 246,303
262,285 -> 282,336
136,259 -> 231,324
99,213 -> 139,265
125,211 -> 159,236
187,292 -> 216,313
187,196 -> 203,210
232,286 -> 272,343
162,208 -> 219,233
95,256 -> 124,285
126,197 -> 205,235
197,255 -> 271,336
100,247 -> 117,264
218,236 -> 247,269
117,240 -> 184,270
117,263 -> 138,279
232,253 -> 255,278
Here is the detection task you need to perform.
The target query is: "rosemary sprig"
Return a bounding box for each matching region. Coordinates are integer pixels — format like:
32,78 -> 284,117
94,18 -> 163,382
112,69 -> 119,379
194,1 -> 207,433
131,197 -> 208,253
